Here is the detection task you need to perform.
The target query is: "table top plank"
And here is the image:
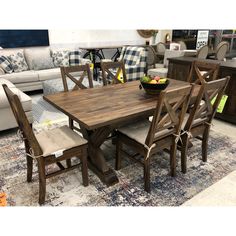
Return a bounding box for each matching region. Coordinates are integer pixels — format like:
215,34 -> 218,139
44,79 -> 190,130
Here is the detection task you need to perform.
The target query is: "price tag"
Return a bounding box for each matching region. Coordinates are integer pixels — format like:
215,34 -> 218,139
211,95 -> 228,113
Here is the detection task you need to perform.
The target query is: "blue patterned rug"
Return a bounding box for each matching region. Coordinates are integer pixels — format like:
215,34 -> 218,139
0,123 -> 236,206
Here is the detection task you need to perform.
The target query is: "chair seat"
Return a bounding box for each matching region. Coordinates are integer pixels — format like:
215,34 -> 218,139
36,125 -> 88,157
118,120 -> 173,145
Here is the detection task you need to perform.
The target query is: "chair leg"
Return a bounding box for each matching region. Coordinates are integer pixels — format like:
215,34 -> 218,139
202,127 -> 210,162
115,137 -> 122,170
37,157 -> 46,205
26,156 -> 33,182
181,134 -> 189,174
170,140 -> 177,177
144,157 -> 150,193
81,149 -> 89,187
24,140 -> 33,182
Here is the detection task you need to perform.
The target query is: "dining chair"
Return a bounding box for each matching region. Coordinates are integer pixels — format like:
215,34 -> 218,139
60,64 -> 94,132
100,60 -> 127,86
177,41 -> 187,50
155,42 -> 166,53
2,84 -> 89,205
115,84 -> 193,192
196,45 -> 209,59
187,60 -> 220,84
116,46 -> 147,81
215,41 -> 229,61
209,41 -> 229,61
146,45 -> 158,68
60,64 -> 93,92
180,76 -> 230,173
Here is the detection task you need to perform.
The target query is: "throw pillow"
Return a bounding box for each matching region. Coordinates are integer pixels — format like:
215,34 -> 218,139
24,47 -> 55,70
51,50 -> 70,67
0,56 -> 13,73
7,52 -> 29,72
69,50 -> 81,66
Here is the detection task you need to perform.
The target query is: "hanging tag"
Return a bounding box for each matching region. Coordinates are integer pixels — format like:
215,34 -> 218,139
211,95 -> 228,113
52,149 -> 65,158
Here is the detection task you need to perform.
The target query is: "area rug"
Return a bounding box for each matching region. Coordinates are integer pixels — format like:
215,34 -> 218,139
0,122 -> 236,206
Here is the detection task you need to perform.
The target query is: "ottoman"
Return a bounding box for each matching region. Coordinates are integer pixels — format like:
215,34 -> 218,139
43,78 -> 102,95
147,68 -> 168,78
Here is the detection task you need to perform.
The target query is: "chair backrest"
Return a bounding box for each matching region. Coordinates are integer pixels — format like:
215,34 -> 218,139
60,64 -> 93,92
184,77 -> 230,132
146,45 -> 157,66
196,45 -> 209,59
100,60 -> 127,86
187,60 -> 220,84
156,42 -> 166,53
2,84 -> 42,156
145,85 -> 193,147
163,49 -> 185,67
177,41 -> 187,50
215,41 -> 229,61
120,46 -> 145,66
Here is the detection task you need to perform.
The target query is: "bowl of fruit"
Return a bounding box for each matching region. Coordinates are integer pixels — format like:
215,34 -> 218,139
140,75 -> 169,95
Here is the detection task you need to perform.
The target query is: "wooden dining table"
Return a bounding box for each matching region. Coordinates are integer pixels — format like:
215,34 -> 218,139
43,79 -> 191,186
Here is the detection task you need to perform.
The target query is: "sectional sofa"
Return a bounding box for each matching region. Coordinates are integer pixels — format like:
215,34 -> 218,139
0,46 -> 90,131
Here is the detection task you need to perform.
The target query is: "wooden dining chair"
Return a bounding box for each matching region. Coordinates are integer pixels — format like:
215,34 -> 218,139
60,64 -> 93,92
3,84 -> 89,205
187,60 -> 220,84
60,64 -> 94,132
180,76 -> 230,173
115,84 -> 193,192
100,60 -> 127,86
196,45 -> 209,59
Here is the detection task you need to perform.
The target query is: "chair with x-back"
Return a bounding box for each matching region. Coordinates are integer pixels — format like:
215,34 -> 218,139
115,84 -> 193,192
100,60 -> 127,86
180,76 -> 230,173
3,84 -> 89,205
187,60 -> 220,85
60,64 -> 94,132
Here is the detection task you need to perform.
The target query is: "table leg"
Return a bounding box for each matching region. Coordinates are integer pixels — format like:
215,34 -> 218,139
80,125 -> 119,186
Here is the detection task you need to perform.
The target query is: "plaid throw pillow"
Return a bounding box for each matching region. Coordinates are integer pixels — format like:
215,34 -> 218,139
0,56 -> 13,73
69,51 -> 81,66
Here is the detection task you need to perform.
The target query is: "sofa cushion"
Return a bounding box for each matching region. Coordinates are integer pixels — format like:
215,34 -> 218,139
24,47 -> 54,70
0,87 -> 32,110
37,68 -> 62,81
7,52 -> 29,72
0,56 -> 13,73
0,109 -> 33,131
0,70 -> 39,84
51,50 -> 70,67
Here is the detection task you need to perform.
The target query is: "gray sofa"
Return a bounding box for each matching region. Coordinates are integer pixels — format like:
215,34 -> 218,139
0,46 -> 90,92
0,79 -> 33,131
0,46 -> 90,131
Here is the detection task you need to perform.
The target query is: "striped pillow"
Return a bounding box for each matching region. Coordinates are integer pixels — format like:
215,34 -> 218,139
0,56 -> 13,73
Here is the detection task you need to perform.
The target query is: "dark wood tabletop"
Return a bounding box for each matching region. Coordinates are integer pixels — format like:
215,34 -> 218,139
44,79 -> 190,130
43,79 -> 192,186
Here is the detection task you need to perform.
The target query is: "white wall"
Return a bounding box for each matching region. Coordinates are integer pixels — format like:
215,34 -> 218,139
49,30 -> 146,47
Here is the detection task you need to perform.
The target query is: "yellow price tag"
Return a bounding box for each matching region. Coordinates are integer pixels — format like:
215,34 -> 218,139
117,70 -> 124,83
211,95 -> 228,113
90,63 -> 94,70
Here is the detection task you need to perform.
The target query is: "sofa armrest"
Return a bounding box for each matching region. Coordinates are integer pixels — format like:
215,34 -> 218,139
0,67 -> 5,75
